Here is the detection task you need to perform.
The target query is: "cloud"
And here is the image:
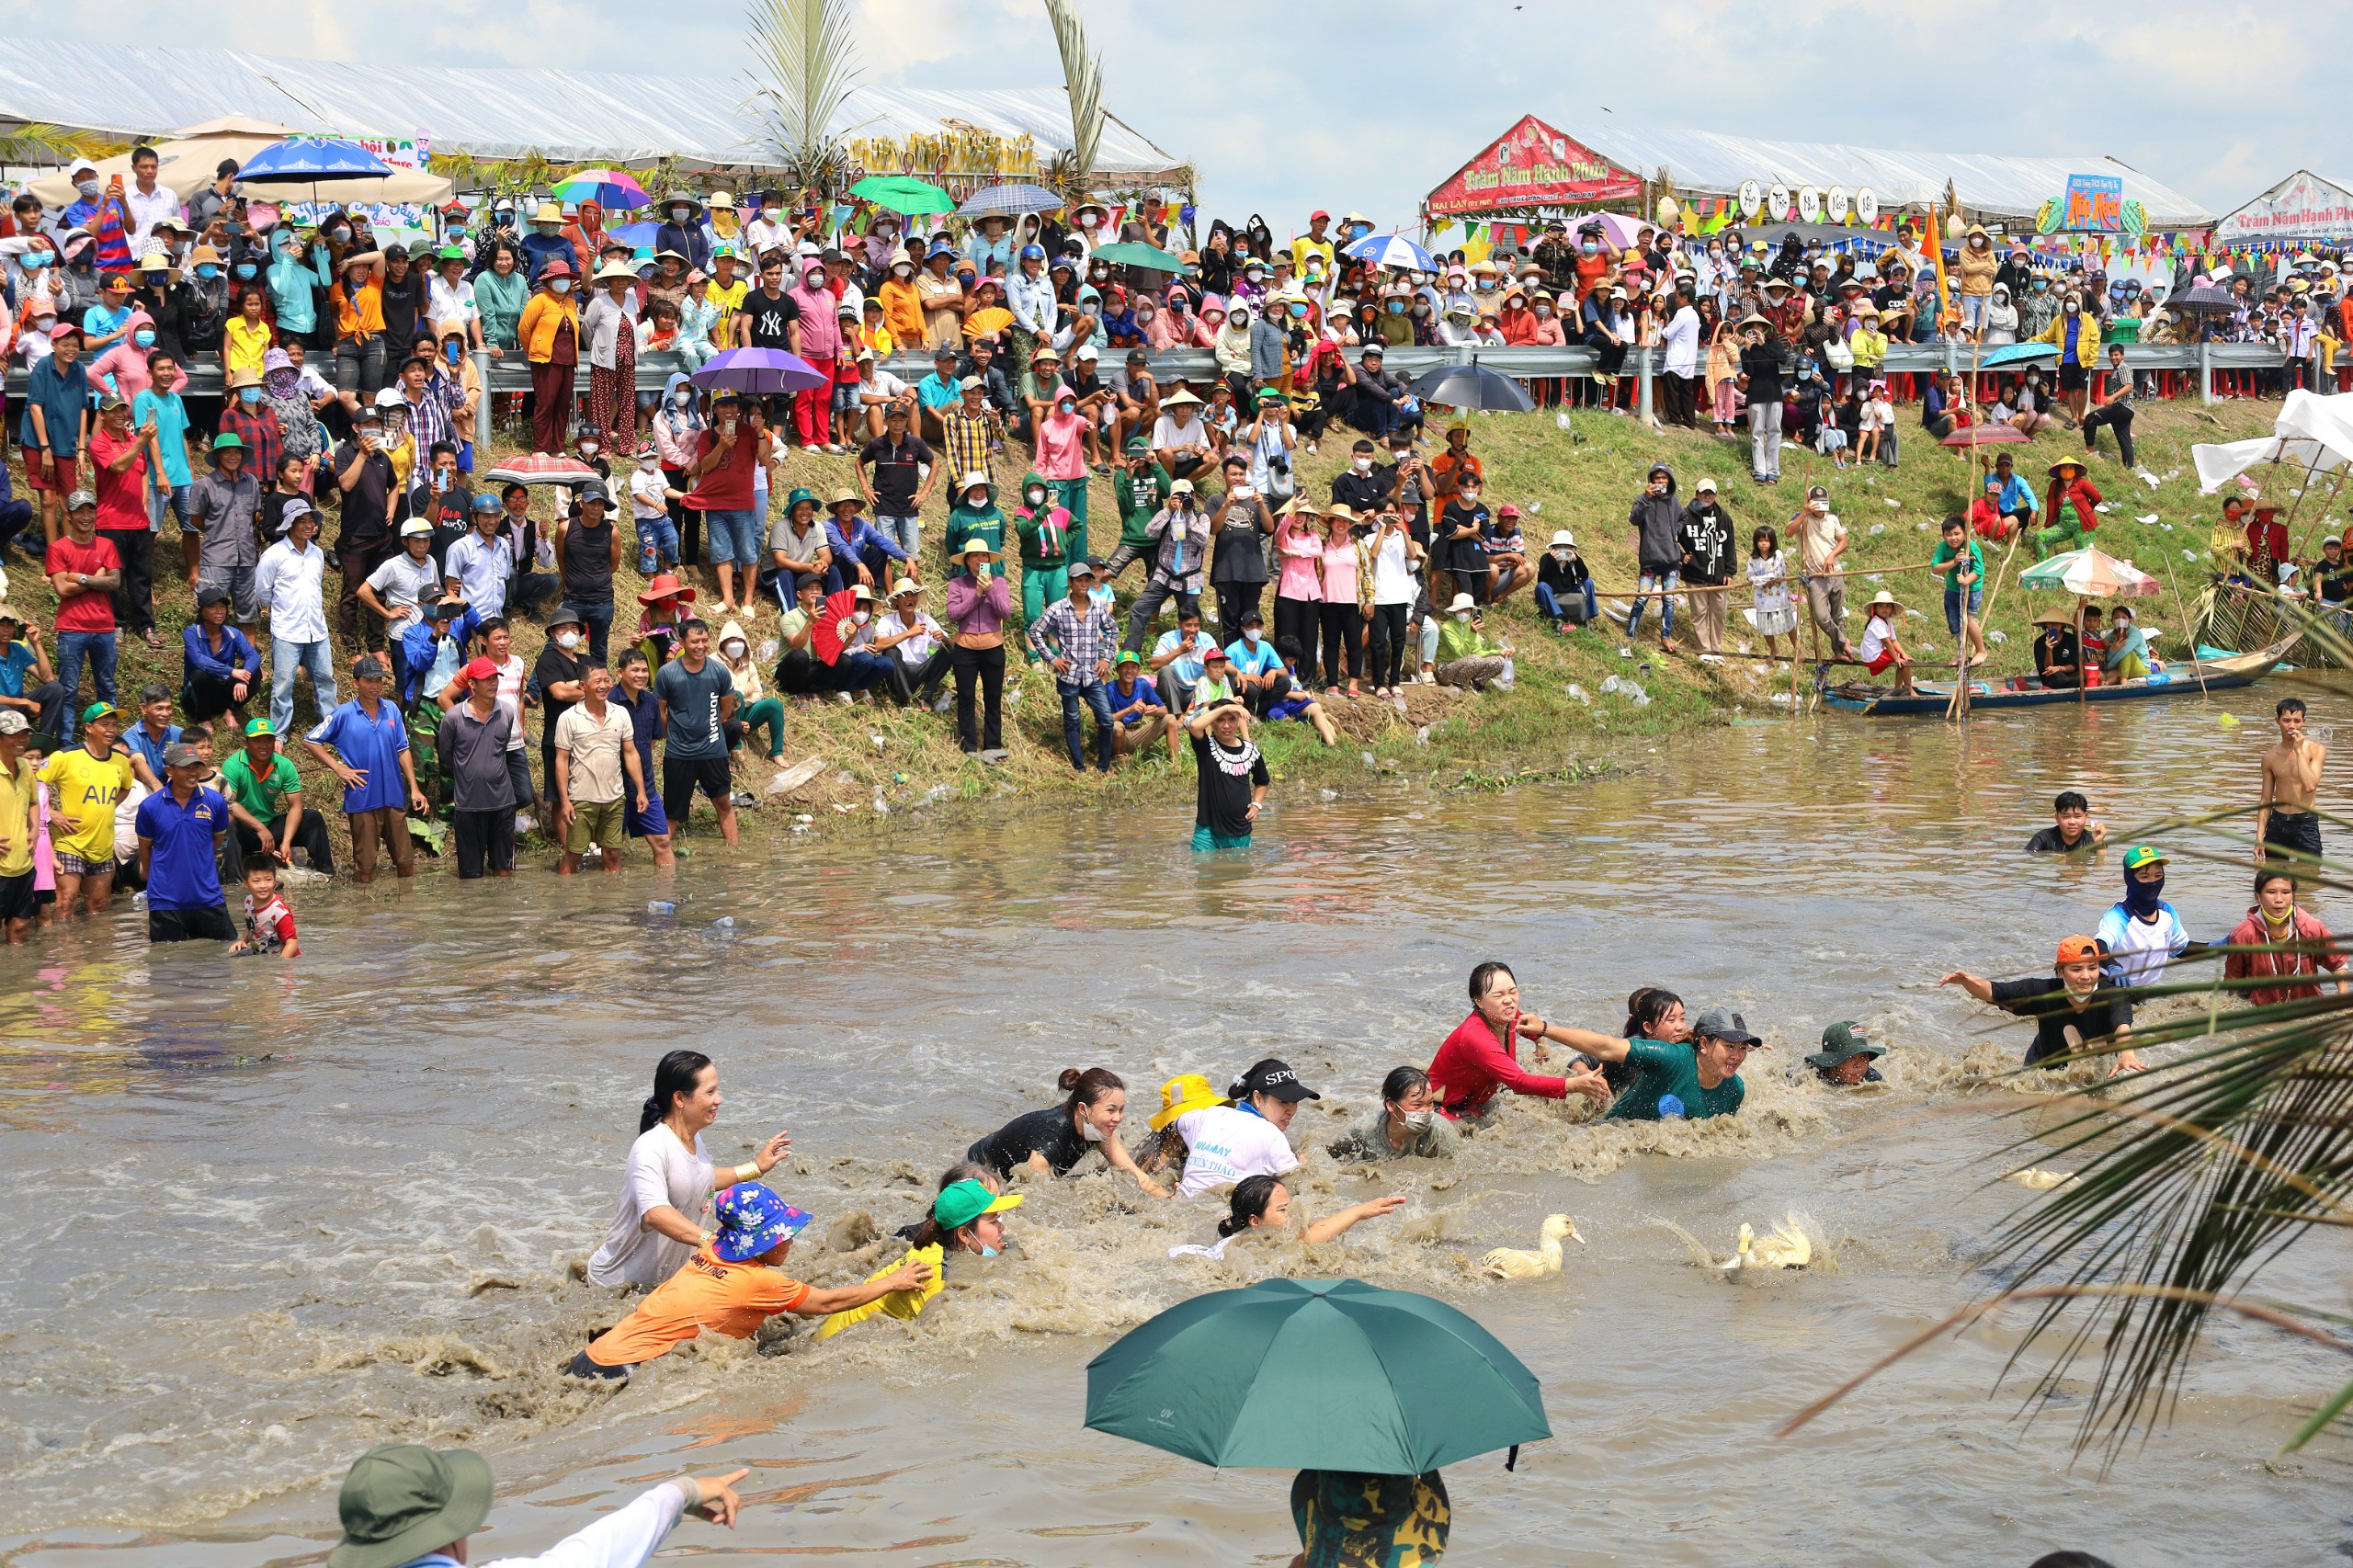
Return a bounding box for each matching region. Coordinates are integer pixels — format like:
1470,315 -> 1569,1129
0,0 -> 2341,235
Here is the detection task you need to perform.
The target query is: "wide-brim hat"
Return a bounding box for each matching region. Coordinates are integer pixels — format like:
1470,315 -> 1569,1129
327,1444 -> 494,1568
2030,609 -> 2075,626
636,573 -> 697,604
591,260 -> 638,283
1738,312 -> 1771,330
1805,1020 -> 1884,1070
2046,458 -> 2086,477
1150,1072 -> 1229,1131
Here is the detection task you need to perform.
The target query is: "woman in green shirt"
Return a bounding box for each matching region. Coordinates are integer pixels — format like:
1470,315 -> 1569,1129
1510,1006 -> 1756,1121
472,242 -> 529,354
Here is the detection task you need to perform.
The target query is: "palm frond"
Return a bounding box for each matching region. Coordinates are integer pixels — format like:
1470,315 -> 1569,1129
0,121 -> 111,165
745,0 -> 864,190
1041,0 -> 1103,199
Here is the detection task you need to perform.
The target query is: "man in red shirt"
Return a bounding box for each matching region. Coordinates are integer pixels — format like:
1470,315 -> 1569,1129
685,391 -> 762,617
85,393 -> 161,646
1427,960 -> 1609,1121
45,490 -> 123,741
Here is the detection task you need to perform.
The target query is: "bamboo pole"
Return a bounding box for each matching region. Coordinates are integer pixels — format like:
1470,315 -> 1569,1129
2076,597 -> 2087,711
2161,548 -> 2212,701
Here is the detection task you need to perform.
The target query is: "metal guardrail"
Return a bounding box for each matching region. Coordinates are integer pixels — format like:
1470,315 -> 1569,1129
6,339 -> 2291,455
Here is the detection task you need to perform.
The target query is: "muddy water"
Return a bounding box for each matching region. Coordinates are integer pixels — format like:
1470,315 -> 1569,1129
5,685 -> 2349,1566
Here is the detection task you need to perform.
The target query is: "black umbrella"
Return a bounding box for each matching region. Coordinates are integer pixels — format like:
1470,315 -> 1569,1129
1407,361 -> 1535,414
2161,285 -> 2237,317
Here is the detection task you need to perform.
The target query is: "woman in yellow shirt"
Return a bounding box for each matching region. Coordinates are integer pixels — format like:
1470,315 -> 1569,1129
878,256 -> 926,347
517,260 -> 583,453
223,288 -> 274,381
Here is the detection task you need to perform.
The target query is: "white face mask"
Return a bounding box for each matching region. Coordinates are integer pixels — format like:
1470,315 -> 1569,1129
1027,489 -> 1046,507
579,441 -> 598,457
1079,1116 -> 1105,1143
639,456 -> 659,472
550,278 -> 572,294
554,631 -> 581,651
722,641 -> 745,660
1401,1108 -> 1434,1132
1352,457 -> 1372,473
674,388 -> 693,405
851,610 -> 870,626
1459,491 -> 1480,506
1243,629 -> 1261,644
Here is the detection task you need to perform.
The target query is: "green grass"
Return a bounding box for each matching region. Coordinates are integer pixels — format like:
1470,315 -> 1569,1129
5,395 -> 2286,864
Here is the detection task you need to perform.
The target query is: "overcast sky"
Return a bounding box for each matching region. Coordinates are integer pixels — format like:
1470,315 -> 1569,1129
6,0 -> 2345,231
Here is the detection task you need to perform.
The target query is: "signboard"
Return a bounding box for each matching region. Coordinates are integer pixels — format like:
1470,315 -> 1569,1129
355,136 -> 431,171
1855,187 -> 1877,224
1796,185 -> 1820,222
1425,115 -> 1639,217
1737,179 -> 1761,220
2061,173 -> 2124,233
1825,186 -> 1848,223
1767,181 -> 1790,221
2214,169 -> 2353,244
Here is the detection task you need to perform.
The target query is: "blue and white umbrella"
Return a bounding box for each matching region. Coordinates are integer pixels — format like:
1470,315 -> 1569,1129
955,183 -> 1065,219
1344,233 -> 1436,273
234,137 -> 395,184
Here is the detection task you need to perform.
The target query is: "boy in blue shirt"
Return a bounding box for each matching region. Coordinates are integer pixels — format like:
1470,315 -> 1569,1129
1105,650 -> 1179,765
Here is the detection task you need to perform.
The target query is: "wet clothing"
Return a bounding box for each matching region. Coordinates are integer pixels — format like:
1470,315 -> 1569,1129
1988,976 -> 2132,1066
1192,731 -> 1267,844
1427,1011 -> 1568,1120
2222,905 -> 2346,1006
580,1242 -> 809,1369
1606,1037 -> 1745,1121
2025,824 -> 2098,853
967,1105 -> 1091,1178
1326,1108 -> 1459,1161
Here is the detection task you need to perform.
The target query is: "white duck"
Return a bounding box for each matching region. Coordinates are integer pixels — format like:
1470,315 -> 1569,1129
2011,1168 -> 2078,1191
1717,1214 -> 1813,1272
1480,1214 -> 1585,1279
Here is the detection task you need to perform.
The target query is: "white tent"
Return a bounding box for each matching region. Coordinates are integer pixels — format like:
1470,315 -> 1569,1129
1570,118 -> 2213,229
2190,390 -> 2353,494
0,45 -> 1184,180
25,117 -> 454,208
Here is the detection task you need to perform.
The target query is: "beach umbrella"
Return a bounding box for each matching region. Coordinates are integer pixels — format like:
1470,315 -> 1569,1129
608,222 -> 661,250
956,183 -> 1064,219
1938,423 -> 2031,449
1343,233 -> 1437,273
234,137 -> 393,183
1090,240 -> 1189,272
1407,362 -> 1535,414
552,169 -> 651,210
2018,546 -> 2163,599
483,453 -> 598,486
691,347 -> 829,396
850,176 -> 953,215
1085,1278 -> 1551,1473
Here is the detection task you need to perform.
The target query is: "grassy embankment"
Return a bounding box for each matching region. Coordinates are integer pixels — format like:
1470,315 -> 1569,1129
5,397 -> 2283,866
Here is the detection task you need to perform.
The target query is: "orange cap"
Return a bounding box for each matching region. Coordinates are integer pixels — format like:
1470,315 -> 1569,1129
2054,936 -> 2101,967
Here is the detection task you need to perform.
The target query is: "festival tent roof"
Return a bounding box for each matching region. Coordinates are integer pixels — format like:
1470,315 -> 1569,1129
2212,170 -> 2353,244
24,119 -> 453,208
0,46 -> 1186,180
1555,119 -> 2214,229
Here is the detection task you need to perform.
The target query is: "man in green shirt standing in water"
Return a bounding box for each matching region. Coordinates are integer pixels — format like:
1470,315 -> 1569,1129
1506,1006 -> 1758,1120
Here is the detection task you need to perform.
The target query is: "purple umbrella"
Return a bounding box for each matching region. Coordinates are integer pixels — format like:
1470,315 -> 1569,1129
690,347 -> 829,395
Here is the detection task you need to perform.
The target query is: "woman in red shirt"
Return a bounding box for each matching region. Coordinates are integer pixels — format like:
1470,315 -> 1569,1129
1427,960 -> 1608,1122
2224,867 -> 2348,1006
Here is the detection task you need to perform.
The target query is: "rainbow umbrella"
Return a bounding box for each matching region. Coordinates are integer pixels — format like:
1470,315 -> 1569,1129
552,169 -> 651,210
2018,546 -> 2162,599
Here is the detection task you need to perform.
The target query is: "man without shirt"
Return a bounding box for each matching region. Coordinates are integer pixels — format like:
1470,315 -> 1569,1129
2256,696 -> 2325,868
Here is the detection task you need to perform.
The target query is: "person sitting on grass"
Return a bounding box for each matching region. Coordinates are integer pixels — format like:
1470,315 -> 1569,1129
568,1184 -> 933,1381
1536,529 -> 1595,629
1433,593 -> 1514,691
1106,649 -> 1182,765
1857,589 -> 1915,695
1267,638 -> 1341,745
2027,790 -> 2107,853
1938,935 -> 2146,1074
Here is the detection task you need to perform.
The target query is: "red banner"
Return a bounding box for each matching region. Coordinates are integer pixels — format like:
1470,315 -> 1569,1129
1426,116 -> 1639,217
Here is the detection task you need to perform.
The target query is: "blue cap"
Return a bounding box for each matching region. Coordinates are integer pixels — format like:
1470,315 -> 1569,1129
711,1184 -> 813,1261
926,238 -> 955,258
1019,244 -> 1045,260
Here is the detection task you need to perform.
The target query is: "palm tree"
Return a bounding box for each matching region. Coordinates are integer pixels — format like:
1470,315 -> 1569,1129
1780,664 -> 2353,1465
1041,0 -> 1103,202
745,0 -> 863,195
0,122 -> 119,167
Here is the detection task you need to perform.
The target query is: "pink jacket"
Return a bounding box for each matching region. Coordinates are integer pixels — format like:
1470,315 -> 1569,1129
92,312 -> 187,404
1274,517 -> 1325,603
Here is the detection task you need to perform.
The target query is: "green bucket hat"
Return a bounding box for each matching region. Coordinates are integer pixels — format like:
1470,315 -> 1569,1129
1805,1021 -> 1884,1070
786,486 -> 820,513
2121,844 -> 2166,872
328,1443 -> 494,1568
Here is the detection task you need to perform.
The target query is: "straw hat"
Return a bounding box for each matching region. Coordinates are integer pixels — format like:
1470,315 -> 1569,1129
591,260 -> 638,284
1865,589 -> 1903,614
2030,609 -> 2075,627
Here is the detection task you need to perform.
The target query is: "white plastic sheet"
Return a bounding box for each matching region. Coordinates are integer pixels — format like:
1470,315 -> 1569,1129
2191,389 -> 2353,494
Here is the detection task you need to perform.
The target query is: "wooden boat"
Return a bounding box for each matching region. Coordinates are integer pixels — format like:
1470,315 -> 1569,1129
1818,635 -> 2298,716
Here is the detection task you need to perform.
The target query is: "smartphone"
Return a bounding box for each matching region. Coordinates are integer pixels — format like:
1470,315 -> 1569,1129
1232,484 -> 1255,500
721,417 -> 737,437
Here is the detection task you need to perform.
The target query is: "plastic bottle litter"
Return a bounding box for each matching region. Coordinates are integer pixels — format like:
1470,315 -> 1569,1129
2184,550 -> 2199,561
1600,674 -> 1622,695
1320,788 -> 1339,801
646,901 -> 676,915
871,790 -> 891,815
710,916 -> 735,931
1415,725 -> 1432,746
1618,645 -> 1633,658
131,891 -> 148,909
515,814 -> 536,835
1915,521 -> 1931,531
756,639 -> 779,663
1884,497 -> 1903,509
1868,522 -> 1886,534
1988,629 -> 2008,644
1564,682 -> 1590,703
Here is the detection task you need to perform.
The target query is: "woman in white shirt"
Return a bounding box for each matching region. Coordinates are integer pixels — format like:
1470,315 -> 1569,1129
585,1049 -> 793,1288
1173,1057 -> 1321,1198
1367,509 -> 1422,699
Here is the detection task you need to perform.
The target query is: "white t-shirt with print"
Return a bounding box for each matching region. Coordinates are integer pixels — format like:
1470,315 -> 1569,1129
1175,1105 -> 1300,1198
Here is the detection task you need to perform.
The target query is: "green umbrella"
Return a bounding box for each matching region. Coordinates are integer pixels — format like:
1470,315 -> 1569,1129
1085,1278 -> 1551,1472
1089,240 -> 1189,272
849,175 -> 953,215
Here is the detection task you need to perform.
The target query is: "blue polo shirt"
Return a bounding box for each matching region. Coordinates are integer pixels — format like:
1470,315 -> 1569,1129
1224,637 -> 1282,678
917,370 -> 961,410
123,721 -> 181,779
306,697 -> 410,813
0,641 -> 36,699
134,784 -> 227,911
